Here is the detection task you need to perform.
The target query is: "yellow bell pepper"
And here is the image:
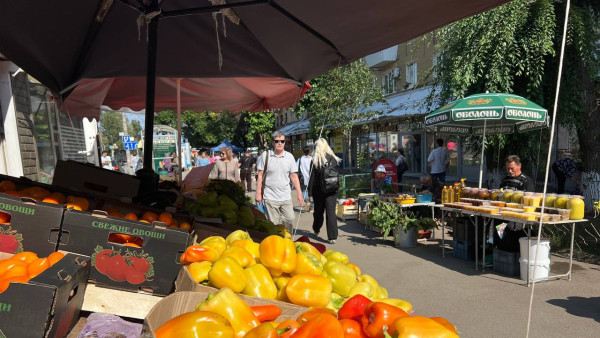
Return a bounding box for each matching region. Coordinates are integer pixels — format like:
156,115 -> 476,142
285,274 -> 332,307
200,236 -> 227,256
244,322 -> 277,338
323,250 -> 349,264
295,242 -> 322,260
292,252 -> 323,276
276,224 -> 289,238
208,257 -> 247,293
374,298 -> 413,314
325,292 -> 347,311
196,287 -> 260,337
221,246 -> 256,268
346,263 -> 361,277
273,276 -> 290,302
242,264 -> 277,299
323,261 -> 357,297
374,286 -> 388,299
187,261 -> 212,283
389,316 -> 459,338
348,281 -> 374,298
226,230 -> 251,246
259,235 -> 297,273
155,311 -> 234,338
359,274 -> 379,291
230,239 -> 260,260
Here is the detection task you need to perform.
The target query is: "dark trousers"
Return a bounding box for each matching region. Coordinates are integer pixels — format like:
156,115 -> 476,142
312,192 -> 338,240
240,169 -> 252,191
432,171 -> 446,185
552,163 -> 567,194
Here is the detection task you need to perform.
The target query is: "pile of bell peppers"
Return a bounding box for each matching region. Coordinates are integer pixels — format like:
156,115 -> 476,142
155,289 -> 458,338
174,231 -> 459,336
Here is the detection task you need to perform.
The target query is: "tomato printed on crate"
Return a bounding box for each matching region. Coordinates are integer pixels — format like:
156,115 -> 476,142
0,227 -> 23,254
91,245 -> 155,285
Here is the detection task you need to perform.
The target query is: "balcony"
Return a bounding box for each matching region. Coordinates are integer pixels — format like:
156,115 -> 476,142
364,46 -> 398,68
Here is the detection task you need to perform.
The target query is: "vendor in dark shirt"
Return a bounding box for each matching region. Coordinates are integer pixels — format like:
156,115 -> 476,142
499,155 -> 535,192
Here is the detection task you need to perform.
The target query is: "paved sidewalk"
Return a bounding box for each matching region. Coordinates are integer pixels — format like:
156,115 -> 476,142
249,185 -> 599,337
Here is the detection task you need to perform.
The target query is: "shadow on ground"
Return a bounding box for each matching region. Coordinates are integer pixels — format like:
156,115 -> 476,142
547,297 -> 600,322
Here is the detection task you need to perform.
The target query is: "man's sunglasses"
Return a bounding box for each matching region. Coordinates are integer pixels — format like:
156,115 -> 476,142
273,140 -> 285,144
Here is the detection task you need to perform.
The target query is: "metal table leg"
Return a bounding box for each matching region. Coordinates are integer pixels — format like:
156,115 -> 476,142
475,216 -> 478,270
482,218 -> 486,271
442,209 -> 445,258
568,222 -> 575,281
527,225 -> 531,287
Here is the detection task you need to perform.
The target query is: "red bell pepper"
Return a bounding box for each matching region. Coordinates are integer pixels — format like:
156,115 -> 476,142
297,308 -> 337,324
340,319 -> 368,338
276,319 -> 300,338
361,302 -> 409,338
338,294 -> 372,322
251,304 -> 282,322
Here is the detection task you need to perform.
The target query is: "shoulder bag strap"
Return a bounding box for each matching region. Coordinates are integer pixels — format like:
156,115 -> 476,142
261,151 -> 269,200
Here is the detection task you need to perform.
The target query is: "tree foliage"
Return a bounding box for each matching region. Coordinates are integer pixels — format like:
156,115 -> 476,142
427,0 -> 599,176
154,110 -> 240,148
244,111 -> 275,148
295,59 -> 386,138
99,110 -> 125,150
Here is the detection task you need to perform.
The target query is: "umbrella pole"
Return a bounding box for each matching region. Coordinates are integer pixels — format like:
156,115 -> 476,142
143,16 -> 159,175
478,120 -> 486,189
177,78 -> 183,185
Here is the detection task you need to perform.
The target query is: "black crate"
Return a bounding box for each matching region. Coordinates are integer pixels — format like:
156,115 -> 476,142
452,239 -> 474,261
493,248 -> 520,276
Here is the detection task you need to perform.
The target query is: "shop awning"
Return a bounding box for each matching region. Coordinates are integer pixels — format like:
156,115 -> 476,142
353,85 -> 435,125
278,118 -> 311,136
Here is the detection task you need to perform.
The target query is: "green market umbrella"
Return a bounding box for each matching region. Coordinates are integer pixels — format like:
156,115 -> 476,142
424,92 -> 549,187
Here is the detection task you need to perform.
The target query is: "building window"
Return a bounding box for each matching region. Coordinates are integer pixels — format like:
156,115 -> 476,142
382,71 -> 397,95
405,62 -> 417,89
432,53 -> 441,79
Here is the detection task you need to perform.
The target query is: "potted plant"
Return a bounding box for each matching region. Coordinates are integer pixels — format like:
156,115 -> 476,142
393,211 -> 418,248
367,197 -> 401,238
415,217 -> 438,239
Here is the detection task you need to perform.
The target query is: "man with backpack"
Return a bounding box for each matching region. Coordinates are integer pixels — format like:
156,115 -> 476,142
395,149 -> 408,192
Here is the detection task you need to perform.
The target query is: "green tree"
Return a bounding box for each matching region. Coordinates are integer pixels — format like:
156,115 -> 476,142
154,110 -> 240,148
128,119 -> 143,141
244,111 -> 275,148
427,0 -> 599,207
99,110 -> 124,150
295,59 -> 386,167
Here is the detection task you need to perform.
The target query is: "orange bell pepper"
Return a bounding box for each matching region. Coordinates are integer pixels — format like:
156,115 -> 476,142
291,314 -> 344,338
251,304 -> 282,322
244,322 -> 277,338
196,287 -> 260,337
181,244 -> 221,264
200,237 -> 227,256
346,263 -> 362,277
259,235 -> 297,273
388,316 -> 459,338
361,302 -> 409,338
340,318 -> 368,338
275,319 -> 300,338
430,317 -> 459,334
154,311 -> 234,338
285,275 -> 332,308
297,308 -> 336,324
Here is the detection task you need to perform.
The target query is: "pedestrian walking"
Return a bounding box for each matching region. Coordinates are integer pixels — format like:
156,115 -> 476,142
395,149 -> 407,192
196,151 -> 210,167
239,150 -> 255,191
427,138 -> 449,184
211,147 -> 240,183
308,138 -> 341,244
297,147 -> 314,211
255,131 -> 303,233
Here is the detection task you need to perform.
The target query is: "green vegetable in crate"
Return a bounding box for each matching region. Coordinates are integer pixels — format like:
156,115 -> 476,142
237,206 -> 256,228
205,179 -> 249,206
222,210 -> 238,225
196,192 -> 218,207
255,219 -> 277,234
219,195 -> 239,211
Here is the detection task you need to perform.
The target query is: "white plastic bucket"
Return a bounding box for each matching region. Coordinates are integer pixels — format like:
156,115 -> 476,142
519,237 -> 551,261
519,257 -> 551,282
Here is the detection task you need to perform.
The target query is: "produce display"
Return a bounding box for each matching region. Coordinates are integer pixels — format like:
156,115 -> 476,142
0,251 -> 65,293
155,287 -> 459,338
187,180 -> 282,235
102,208 -> 192,232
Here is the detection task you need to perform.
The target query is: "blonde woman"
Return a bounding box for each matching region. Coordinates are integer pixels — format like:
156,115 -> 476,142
307,138 -> 341,244
212,146 -> 240,182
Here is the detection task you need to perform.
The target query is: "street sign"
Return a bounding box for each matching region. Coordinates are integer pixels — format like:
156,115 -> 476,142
122,135 -> 131,143
124,142 -> 138,150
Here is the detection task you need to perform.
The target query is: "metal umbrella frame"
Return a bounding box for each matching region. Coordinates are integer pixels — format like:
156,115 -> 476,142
424,92 -> 549,188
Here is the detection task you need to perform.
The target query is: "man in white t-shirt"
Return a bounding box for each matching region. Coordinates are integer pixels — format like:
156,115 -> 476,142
101,151 -> 112,170
297,147 -> 314,211
427,138 -> 449,183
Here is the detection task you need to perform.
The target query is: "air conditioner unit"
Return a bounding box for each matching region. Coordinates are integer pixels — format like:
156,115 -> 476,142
392,67 -> 400,78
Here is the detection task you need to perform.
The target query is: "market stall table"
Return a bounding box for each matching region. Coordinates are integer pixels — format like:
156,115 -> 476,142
434,204 -> 587,285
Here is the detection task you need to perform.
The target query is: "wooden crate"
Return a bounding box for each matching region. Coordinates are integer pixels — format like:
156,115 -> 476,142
81,284 -> 163,319
336,204 -> 358,221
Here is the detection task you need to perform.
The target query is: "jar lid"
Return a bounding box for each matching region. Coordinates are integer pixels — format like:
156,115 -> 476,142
557,194 -> 570,197
570,195 -> 584,199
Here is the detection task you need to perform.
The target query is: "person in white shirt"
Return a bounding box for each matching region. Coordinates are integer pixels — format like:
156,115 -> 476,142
427,138 -> 449,183
131,150 -> 140,172
101,151 -> 112,170
297,147 -> 314,211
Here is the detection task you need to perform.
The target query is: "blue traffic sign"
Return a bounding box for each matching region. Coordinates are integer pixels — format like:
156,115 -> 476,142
122,135 -> 131,143
124,142 -> 138,150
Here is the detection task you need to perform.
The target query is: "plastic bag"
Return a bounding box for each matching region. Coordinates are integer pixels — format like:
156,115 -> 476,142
496,223 -> 508,240
78,313 -> 142,338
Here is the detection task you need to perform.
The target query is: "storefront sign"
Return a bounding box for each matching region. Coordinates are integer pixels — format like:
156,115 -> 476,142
375,123 -> 398,133
333,134 -> 344,153
437,125 -> 470,134
397,121 -> 424,132
424,112 -> 450,126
